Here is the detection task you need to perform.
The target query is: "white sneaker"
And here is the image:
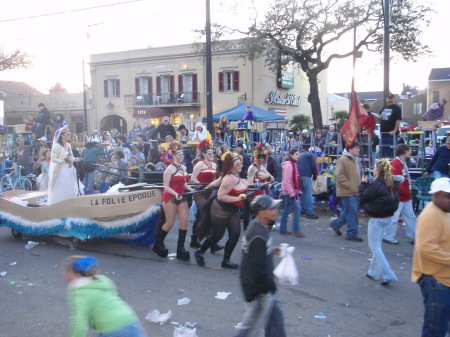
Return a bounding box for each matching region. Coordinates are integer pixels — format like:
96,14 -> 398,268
382,238 -> 399,245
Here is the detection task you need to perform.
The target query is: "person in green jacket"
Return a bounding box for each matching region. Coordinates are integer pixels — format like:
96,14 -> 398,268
61,255 -> 147,337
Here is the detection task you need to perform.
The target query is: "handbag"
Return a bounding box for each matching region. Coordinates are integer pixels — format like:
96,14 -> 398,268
312,175 -> 328,195
273,246 -> 299,285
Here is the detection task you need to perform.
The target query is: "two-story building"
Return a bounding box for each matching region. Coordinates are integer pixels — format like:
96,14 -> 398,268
89,42 -> 329,134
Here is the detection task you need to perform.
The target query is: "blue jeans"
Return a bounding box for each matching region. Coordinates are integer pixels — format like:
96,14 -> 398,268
433,171 -> 449,179
233,292 -> 286,337
419,275 -> 450,337
279,194 -> 301,233
383,199 -> 416,241
98,321 -> 147,337
301,176 -> 314,215
99,180 -> 110,193
330,196 -> 359,238
82,170 -> 96,192
381,134 -> 394,158
367,218 -> 397,283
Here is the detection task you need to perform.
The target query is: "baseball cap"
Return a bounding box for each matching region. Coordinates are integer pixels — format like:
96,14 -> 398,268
38,136 -> 47,142
429,178 -> 450,194
246,105 -> 251,108
234,142 -> 244,148
94,129 -> 98,133
302,129 -> 308,134
442,99 -> 448,103
387,93 -> 395,98
251,195 -> 282,213
163,116 -> 169,121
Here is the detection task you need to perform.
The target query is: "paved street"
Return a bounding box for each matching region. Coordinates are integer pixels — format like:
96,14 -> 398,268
0,210 -> 423,337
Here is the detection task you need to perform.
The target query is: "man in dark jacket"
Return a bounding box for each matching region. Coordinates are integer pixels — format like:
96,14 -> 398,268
154,116 -> 176,140
81,140 -> 106,194
297,149 -> 319,219
142,119 -> 156,141
34,103 -> 52,139
425,136 -> 450,179
234,195 -> 286,337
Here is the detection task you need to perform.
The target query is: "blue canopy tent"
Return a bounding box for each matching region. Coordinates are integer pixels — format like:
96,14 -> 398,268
202,104 -> 284,122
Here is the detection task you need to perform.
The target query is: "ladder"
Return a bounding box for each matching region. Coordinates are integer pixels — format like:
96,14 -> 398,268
406,130 -> 436,176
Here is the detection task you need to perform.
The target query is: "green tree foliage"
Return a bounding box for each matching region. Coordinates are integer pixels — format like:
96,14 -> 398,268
331,110 -> 349,129
289,114 -> 311,132
0,48 -> 32,72
196,0 -> 432,129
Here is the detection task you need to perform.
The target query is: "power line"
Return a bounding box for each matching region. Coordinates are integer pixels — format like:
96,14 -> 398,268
0,0 -> 144,23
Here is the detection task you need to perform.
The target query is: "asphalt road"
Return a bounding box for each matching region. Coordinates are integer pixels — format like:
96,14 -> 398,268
0,210 -> 423,337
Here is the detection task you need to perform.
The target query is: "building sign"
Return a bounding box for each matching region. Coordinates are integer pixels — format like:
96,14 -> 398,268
277,57 -> 294,89
266,91 -> 301,106
133,107 -> 172,118
148,64 -> 181,72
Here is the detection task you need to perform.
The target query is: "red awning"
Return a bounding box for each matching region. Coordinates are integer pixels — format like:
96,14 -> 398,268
133,107 -> 172,119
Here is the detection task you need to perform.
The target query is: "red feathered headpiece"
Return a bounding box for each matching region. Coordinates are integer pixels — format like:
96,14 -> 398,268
198,139 -> 212,150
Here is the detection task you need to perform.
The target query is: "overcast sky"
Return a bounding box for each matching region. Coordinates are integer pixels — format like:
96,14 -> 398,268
0,0 -> 448,96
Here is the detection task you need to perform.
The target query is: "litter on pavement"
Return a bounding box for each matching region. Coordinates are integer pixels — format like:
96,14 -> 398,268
145,309 -> 172,324
177,297 -> 191,305
215,292 -> 231,300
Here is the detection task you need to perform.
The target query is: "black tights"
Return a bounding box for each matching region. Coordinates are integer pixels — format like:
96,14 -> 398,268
200,199 -> 241,260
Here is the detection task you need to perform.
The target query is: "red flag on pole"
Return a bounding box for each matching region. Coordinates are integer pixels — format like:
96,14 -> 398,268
340,91 -> 361,147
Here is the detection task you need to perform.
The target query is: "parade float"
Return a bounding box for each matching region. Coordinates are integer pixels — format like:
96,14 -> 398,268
0,184 -> 162,246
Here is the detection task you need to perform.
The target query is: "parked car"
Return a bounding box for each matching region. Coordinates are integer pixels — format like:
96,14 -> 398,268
436,125 -> 450,146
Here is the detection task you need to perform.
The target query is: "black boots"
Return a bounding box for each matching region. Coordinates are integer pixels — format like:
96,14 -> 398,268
177,229 -> 190,262
152,229 -> 169,258
221,237 -> 239,269
211,243 -> 224,253
194,249 -> 205,266
190,234 -> 202,248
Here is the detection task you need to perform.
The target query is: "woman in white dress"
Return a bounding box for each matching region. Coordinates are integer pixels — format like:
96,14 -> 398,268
47,126 -> 83,205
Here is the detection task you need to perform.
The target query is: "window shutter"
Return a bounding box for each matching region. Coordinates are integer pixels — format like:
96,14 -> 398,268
233,71 -> 239,92
135,78 -> 140,95
192,73 -> 198,102
178,74 -> 183,94
148,77 -> 152,96
104,80 -> 108,97
170,75 -> 175,102
218,72 -> 224,92
156,76 -> 161,96
170,75 -> 175,94
116,79 -> 120,97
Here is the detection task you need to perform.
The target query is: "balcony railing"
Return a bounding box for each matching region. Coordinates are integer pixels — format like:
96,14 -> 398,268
124,92 -> 200,107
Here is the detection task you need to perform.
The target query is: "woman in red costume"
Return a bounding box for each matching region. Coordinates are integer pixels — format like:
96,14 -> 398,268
194,153 -> 248,269
189,142 -> 220,249
247,145 -> 275,196
153,142 -> 194,261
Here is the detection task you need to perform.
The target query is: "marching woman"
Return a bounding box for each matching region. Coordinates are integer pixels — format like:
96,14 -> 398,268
189,141 -> 219,248
247,144 -> 276,195
360,158 -> 400,286
152,142 -> 194,261
279,148 -> 304,236
195,153 -> 248,269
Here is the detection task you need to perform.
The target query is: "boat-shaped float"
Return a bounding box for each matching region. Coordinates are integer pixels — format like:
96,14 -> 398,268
0,184 -> 162,246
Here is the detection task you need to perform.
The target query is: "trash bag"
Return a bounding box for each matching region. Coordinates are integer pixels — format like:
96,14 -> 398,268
173,326 -> 198,337
273,246 -> 299,285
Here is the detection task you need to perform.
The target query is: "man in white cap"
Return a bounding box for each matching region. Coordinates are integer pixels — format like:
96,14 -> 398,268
234,195 -> 286,337
37,136 -> 50,157
412,177 -> 450,337
155,116 -> 176,140
87,130 -> 101,143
